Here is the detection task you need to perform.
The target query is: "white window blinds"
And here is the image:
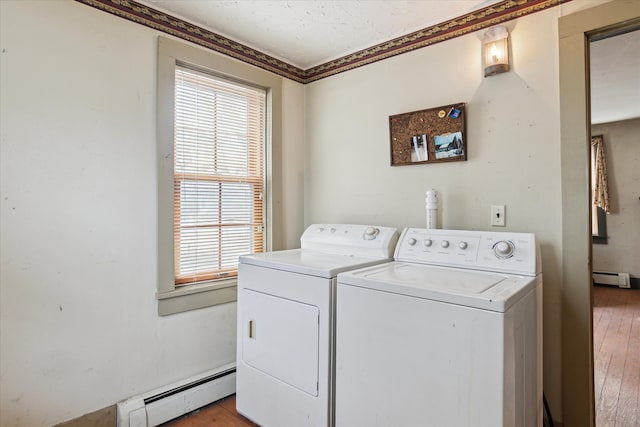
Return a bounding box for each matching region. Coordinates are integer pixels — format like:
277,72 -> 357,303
174,65 -> 265,286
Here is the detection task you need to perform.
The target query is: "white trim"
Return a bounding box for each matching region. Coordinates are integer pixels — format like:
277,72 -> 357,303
593,271 -> 630,288
117,363 -> 236,427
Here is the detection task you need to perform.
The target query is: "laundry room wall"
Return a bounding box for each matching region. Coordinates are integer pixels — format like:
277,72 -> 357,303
591,118 -> 640,279
304,2 -> 609,421
0,1 -> 304,426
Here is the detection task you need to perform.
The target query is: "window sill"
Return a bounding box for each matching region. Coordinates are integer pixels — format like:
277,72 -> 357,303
157,279 -> 237,316
592,235 -> 608,245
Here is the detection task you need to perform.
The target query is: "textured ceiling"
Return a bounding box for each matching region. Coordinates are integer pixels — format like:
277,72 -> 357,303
144,0 -> 502,69
132,1 -> 638,123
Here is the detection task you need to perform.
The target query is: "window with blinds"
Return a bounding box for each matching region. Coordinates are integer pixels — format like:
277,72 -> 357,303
174,65 -> 265,286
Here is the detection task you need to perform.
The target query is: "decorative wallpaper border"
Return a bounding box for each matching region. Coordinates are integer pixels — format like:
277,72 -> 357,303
305,0 -> 568,82
76,0 -> 568,84
75,0 -> 307,82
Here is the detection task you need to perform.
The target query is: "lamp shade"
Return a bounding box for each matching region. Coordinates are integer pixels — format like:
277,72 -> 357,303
483,26 -> 509,77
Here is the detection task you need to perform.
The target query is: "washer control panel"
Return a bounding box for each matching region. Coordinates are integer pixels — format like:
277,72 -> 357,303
301,224 -> 399,259
395,228 -> 538,276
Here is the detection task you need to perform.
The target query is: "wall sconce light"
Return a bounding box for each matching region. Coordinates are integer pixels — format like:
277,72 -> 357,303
483,26 -> 510,77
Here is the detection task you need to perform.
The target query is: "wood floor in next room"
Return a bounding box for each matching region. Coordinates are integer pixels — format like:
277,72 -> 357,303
593,284 -> 640,427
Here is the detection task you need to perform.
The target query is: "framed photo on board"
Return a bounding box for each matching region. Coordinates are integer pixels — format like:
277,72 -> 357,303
389,103 -> 466,166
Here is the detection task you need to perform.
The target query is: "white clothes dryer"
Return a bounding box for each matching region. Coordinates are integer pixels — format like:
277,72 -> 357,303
236,224 -> 399,427
335,228 -> 543,427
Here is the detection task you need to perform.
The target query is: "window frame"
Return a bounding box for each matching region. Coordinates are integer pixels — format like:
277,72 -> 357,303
592,206 -> 608,244
173,65 -> 266,285
157,37 -> 282,315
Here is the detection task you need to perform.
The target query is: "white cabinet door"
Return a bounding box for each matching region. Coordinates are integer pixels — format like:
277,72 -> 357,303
241,289 -> 320,396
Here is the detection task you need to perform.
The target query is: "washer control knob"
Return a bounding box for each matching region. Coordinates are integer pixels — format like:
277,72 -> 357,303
494,241 -> 514,258
330,227 -> 336,233
441,240 -> 450,248
423,239 -> 433,247
408,238 -> 417,246
459,241 -> 468,250
363,227 -> 379,240
317,227 -> 325,232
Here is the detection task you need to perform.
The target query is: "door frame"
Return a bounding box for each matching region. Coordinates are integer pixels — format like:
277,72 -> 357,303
559,2 -> 640,426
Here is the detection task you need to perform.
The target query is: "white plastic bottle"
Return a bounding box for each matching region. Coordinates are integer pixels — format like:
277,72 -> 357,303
425,189 -> 438,229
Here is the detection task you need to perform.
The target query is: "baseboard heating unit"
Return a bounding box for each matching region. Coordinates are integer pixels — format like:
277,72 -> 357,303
593,271 -> 631,288
117,363 -> 236,427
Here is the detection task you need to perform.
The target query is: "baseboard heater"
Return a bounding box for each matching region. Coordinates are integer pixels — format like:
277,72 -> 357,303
117,363 -> 236,427
593,271 -> 631,288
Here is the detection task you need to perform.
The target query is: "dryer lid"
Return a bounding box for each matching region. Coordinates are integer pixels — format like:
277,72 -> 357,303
240,249 -> 392,278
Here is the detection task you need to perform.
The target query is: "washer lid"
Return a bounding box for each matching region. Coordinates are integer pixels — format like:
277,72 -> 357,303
240,249 -> 392,279
337,262 -> 538,312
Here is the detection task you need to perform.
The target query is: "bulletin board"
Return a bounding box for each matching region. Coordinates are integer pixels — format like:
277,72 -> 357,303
389,102 -> 467,166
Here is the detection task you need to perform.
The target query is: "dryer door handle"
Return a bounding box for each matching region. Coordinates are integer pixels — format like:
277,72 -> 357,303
249,320 -> 255,339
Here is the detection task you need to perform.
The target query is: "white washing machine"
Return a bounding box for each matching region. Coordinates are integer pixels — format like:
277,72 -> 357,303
236,224 -> 399,427
335,228 -> 543,427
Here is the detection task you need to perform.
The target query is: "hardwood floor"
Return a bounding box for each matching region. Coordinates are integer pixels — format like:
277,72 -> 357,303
160,395 -> 256,427
593,285 -> 640,427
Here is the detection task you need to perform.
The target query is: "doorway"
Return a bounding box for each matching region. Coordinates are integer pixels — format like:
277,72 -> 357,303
589,28 -> 640,426
559,2 -> 640,426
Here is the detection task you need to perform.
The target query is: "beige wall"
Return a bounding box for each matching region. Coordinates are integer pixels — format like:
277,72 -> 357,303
2,0 -> 631,425
0,1 -> 304,426
304,2 -> 609,421
592,118 -> 640,278
306,6 -> 566,418
281,79 -> 307,248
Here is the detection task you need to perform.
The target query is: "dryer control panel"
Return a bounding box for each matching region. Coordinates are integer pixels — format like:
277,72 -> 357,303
394,228 -> 539,276
300,224 -> 399,259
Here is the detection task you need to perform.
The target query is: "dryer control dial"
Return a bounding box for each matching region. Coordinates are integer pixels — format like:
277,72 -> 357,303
423,239 -> 433,247
459,241 -> 468,250
363,227 -> 380,240
440,240 -> 450,248
408,238 -> 417,246
493,240 -> 514,258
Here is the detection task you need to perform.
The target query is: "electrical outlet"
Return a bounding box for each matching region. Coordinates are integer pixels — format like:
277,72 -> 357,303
491,205 -> 506,227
